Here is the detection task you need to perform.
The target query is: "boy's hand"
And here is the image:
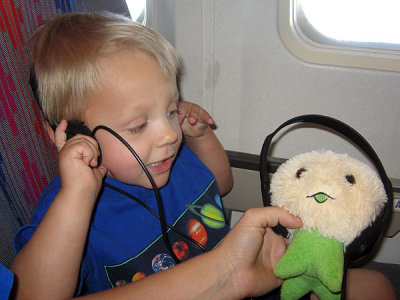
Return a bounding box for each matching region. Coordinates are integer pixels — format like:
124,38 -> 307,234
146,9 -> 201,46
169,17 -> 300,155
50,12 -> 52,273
216,207 -> 303,298
178,101 -> 215,139
55,120 -> 107,198
178,100 -> 232,196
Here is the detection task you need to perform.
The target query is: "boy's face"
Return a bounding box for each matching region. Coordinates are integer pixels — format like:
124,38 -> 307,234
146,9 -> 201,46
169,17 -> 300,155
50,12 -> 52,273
83,49 -> 182,188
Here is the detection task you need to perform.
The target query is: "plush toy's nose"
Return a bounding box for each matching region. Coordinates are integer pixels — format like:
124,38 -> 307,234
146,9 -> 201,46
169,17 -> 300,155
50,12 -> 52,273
307,192 -> 334,203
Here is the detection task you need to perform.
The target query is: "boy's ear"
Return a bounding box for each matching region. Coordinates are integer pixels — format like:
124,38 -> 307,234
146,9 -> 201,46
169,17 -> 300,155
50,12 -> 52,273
45,121 -> 56,144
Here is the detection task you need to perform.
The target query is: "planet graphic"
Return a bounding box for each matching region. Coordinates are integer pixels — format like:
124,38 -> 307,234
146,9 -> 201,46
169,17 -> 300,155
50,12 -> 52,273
186,203 -> 225,229
132,272 -> 146,282
151,253 -> 175,273
172,241 -> 189,261
187,219 -> 208,246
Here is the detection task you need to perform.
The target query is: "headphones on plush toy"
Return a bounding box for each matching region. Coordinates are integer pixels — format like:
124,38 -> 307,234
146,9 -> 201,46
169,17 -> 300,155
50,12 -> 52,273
259,114 -> 393,263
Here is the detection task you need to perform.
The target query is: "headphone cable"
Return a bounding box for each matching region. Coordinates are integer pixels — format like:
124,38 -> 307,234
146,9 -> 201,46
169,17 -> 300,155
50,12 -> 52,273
92,125 -> 181,264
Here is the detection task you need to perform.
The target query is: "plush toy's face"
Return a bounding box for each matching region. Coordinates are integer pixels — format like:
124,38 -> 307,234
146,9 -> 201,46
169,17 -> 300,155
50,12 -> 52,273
270,150 -> 387,246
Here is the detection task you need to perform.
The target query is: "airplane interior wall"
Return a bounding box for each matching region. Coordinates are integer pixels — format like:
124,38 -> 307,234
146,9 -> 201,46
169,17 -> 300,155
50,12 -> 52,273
152,0 -> 400,180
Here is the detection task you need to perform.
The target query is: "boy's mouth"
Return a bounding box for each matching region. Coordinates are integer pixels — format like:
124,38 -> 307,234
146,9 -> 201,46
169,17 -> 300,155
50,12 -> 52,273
148,161 -> 164,167
147,156 -> 174,174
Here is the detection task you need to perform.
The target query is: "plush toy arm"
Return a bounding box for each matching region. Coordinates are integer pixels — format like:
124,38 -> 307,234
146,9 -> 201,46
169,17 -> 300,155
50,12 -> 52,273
274,230 -> 310,279
274,246 -> 307,279
314,240 -> 344,293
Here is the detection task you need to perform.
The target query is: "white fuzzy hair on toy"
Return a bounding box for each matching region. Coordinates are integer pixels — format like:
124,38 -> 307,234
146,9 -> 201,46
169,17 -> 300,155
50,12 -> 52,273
270,150 -> 387,247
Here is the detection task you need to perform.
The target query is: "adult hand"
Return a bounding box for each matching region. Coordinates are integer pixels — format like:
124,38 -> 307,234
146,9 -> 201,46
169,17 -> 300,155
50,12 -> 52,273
216,207 -> 303,299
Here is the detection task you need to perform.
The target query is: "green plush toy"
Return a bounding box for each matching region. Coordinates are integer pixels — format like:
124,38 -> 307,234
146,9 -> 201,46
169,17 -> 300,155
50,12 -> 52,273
270,150 -> 387,300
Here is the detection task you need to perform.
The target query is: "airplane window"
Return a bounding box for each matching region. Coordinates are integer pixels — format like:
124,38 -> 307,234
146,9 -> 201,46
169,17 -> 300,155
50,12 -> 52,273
297,0 -> 400,50
278,0 -> 400,72
125,0 -> 147,25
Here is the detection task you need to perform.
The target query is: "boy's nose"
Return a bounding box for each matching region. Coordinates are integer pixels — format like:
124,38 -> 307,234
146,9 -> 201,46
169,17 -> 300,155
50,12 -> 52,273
156,120 -> 179,147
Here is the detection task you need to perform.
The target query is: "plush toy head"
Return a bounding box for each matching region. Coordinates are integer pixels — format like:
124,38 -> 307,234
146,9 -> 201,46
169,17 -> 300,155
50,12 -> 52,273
270,150 -> 387,247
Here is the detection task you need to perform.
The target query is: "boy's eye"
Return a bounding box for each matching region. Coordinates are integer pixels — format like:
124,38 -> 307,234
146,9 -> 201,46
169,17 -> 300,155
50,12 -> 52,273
129,122 -> 148,133
167,109 -> 179,118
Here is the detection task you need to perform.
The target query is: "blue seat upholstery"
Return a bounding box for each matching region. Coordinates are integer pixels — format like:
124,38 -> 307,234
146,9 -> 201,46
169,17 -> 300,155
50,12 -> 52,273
0,0 -> 130,268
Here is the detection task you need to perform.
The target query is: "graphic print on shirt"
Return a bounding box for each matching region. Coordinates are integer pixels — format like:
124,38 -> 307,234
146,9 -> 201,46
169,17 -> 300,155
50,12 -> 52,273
104,179 -> 228,288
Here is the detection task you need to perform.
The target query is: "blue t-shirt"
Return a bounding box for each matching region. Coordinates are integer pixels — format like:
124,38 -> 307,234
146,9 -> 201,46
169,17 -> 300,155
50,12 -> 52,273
0,264 -> 13,300
14,144 -> 229,294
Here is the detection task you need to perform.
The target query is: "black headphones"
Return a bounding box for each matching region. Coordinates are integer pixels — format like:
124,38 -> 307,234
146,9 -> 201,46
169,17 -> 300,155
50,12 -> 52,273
259,114 -> 393,263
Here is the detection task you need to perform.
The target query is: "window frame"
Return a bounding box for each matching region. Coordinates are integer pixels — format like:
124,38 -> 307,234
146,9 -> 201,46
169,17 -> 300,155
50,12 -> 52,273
125,0 -> 153,27
278,0 -> 400,72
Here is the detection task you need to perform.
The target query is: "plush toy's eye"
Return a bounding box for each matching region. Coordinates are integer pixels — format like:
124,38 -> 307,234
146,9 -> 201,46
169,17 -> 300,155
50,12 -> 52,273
345,174 -> 356,184
296,168 -> 307,178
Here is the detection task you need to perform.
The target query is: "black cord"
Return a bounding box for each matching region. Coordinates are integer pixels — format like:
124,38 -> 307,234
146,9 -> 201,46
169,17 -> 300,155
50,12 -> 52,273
92,125 -> 181,264
103,182 -> 207,251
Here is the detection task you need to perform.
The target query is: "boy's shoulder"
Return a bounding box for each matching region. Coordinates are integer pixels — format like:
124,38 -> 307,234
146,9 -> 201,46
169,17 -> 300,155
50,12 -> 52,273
32,175 -> 61,221
14,175 -> 61,252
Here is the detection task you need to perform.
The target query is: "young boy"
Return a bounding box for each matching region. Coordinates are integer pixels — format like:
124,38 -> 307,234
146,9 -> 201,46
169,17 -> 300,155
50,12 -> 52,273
10,12 -> 300,300
11,12 -> 396,300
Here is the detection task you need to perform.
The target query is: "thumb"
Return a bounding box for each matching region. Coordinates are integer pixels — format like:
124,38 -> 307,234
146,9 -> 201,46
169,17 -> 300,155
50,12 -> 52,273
243,207 -> 302,230
95,165 -> 108,179
54,119 -> 68,152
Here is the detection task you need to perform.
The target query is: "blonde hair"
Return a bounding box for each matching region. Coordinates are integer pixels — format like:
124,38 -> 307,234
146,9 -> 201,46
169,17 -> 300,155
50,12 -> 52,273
30,12 -> 180,126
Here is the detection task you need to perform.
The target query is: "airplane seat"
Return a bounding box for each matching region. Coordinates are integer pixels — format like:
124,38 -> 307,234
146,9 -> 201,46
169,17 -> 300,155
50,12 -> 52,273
0,0 -> 130,268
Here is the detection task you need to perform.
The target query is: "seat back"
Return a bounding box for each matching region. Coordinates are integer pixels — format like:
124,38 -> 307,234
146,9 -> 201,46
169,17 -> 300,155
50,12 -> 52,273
0,0 -> 130,267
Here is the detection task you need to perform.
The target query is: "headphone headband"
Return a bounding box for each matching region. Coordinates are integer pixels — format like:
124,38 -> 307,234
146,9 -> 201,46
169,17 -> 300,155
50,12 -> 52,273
259,114 -> 393,262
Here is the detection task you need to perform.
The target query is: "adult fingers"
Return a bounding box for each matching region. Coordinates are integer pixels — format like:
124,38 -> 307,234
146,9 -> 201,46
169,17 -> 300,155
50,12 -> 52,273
240,207 -> 302,230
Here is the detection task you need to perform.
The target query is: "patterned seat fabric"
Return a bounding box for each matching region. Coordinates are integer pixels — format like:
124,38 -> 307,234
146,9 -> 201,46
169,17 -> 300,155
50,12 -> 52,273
0,0 -> 130,268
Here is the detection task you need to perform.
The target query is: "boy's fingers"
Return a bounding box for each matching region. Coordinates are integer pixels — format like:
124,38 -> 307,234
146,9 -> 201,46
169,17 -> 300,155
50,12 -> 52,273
198,110 -> 215,126
189,110 -> 214,127
94,165 -> 108,179
177,101 -> 189,116
188,108 -> 199,124
54,119 -> 68,151
54,119 -> 101,166
79,140 -> 98,165
178,101 -> 215,128
72,136 -> 102,167
178,110 -> 186,124
205,115 -> 215,126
